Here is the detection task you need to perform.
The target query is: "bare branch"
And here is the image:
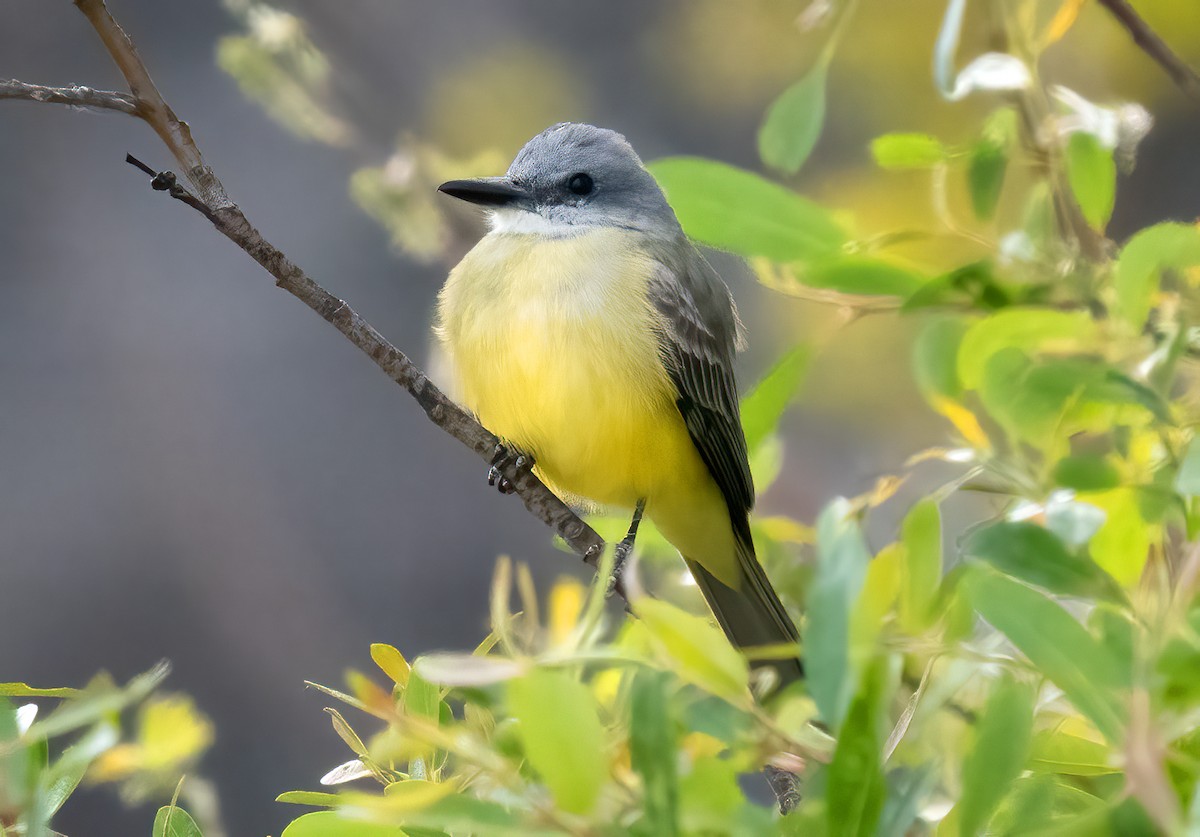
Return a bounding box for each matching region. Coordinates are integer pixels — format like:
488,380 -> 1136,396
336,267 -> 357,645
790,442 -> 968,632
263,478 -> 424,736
72,0 -> 229,209
1098,0 -> 1200,102
0,79 -> 137,114
55,0 -> 610,584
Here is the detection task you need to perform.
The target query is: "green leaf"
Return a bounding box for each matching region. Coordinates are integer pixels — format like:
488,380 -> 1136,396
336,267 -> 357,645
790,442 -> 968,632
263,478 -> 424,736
1114,222 -> 1200,328
913,317 -> 968,400
629,670 -> 679,836
990,776 -> 1109,835
967,137 -> 1007,221
870,133 -> 946,170
1066,132 -> 1116,229
957,308 -> 1097,390
152,805 -> 204,837
277,791 -> 342,807
825,668 -> 886,837
759,64 -> 827,174
981,352 -> 1158,450
402,672 -> 440,723
648,157 -> 845,262
1029,728 -> 1118,776
0,685 -> 80,699
1176,436 -> 1200,495
963,566 -> 1126,740
325,709 -> 368,757
958,676 -> 1035,836
978,350 -> 1068,445
876,767 -> 937,837
0,699 -> 29,813
902,260 -> 1012,312
281,812 -> 405,837
899,500 -> 941,632
636,599 -> 748,700
1054,455 -> 1121,492
740,346 -> 811,455
26,661 -> 171,742
507,669 -> 607,814
795,256 -> 924,297
805,498 -> 871,729
749,431 -> 784,491
963,521 -> 1123,602
44,720 -> 118,815
400,794 -> 548,837
1100,368 -> 1171,423
1084,488 -> 1152,587
679,693 -> 750,746
677,757 -> 745,834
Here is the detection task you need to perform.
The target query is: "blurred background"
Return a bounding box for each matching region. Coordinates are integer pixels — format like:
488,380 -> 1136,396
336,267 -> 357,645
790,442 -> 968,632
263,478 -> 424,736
2,0 -> 1199,833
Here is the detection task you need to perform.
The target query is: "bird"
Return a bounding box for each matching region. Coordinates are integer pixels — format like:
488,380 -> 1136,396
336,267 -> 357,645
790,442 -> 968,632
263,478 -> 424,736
435,122 -> 802,687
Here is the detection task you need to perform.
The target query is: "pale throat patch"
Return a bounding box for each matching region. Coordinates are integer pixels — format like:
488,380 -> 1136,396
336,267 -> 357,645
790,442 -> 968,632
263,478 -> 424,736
488,207 -> 591,238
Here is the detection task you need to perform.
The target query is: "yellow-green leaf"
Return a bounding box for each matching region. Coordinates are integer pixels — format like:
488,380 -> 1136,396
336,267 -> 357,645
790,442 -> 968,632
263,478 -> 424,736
957,308 -> 1097,390
369,644 -> 410,687
741,346 -> 811,456
1114,222 -> 1200,329
649,157 -> 845,262
1083,488 -> 1152,587
870,133 -> 946,169
507,669 -> 607,814
635,598 -> 749,701
899,500 -> 941,633
280,811 -> 405,837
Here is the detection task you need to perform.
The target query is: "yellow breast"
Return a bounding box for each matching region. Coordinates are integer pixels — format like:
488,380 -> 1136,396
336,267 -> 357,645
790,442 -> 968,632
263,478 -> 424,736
436,228 -> 708,509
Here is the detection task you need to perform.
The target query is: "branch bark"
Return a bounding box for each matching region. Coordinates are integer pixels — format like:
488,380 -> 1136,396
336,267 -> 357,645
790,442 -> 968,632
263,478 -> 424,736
56,0 -> 610,584
1098,0 -> 1200,102
0,79 -> 136,114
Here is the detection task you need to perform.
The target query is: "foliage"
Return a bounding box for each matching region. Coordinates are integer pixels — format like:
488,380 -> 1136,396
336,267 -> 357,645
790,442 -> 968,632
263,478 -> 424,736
0,662 -> 217,836
10,0 -> 1200,834
255,1 -> 1200,835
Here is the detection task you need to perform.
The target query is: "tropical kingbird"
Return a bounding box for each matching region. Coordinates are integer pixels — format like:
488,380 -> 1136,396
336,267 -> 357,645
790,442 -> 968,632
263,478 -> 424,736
436,123 -> 802,686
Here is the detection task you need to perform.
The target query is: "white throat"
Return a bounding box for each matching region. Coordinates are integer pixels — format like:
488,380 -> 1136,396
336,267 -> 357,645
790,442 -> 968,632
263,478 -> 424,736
488,208 -> 589,238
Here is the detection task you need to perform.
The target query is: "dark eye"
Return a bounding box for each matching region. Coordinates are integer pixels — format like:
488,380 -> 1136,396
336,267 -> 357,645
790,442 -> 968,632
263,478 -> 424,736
566,172 -> 594,196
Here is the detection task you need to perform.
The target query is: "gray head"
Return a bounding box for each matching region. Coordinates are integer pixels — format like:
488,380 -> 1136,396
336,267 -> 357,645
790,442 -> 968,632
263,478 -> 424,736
438,123 -> 680,237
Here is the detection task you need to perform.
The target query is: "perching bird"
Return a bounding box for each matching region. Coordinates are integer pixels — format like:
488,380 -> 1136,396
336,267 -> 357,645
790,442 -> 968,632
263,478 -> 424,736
435,123 -> 802,686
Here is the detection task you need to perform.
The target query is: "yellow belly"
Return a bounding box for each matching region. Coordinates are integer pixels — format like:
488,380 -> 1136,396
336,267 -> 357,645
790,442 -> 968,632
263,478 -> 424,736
436,228 -> 711,509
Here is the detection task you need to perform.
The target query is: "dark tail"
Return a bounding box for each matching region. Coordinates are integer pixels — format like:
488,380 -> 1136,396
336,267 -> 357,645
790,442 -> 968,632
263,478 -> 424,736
686,523 -> 803,688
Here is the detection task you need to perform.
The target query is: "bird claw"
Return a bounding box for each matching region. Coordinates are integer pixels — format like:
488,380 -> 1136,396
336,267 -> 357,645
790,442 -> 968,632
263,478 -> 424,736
487,444 -> 533,494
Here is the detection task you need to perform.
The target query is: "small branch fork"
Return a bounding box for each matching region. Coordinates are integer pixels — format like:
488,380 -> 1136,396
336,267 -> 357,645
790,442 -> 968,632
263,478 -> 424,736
4,0 -> 612,590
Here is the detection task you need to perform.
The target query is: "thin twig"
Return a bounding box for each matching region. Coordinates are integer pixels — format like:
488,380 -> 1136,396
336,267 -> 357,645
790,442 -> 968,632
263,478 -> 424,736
0,78 -> 137,114
60,0 -> 612,586
1097,0 -> 1200,102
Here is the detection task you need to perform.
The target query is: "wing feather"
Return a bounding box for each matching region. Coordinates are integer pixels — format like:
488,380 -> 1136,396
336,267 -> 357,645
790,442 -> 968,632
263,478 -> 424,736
646,247 -> 753,518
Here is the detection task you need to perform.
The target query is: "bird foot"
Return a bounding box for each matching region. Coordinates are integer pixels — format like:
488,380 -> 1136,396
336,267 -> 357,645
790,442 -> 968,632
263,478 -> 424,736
487,443 -> 534,494
605,534 -> 636,598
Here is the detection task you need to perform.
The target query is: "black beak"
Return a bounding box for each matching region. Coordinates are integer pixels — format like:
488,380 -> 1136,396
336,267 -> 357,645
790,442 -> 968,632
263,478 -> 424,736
437,178 -> 528,207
